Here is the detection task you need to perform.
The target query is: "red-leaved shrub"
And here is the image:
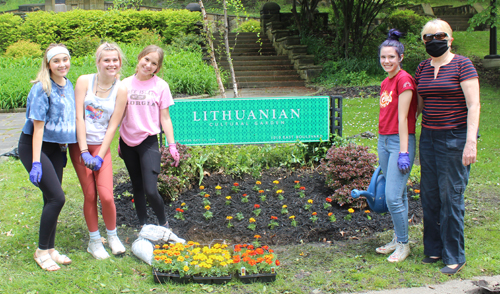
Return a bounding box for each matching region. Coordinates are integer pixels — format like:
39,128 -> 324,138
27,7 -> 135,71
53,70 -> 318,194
320,144 -> 377,209
158,143 -> 193,202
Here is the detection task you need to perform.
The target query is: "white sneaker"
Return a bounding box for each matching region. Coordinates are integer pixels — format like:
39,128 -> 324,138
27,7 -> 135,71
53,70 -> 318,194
387,242 -> 410,263
108,235 -> 126,255
87,239 -> 110,260
376,235 -> 397,254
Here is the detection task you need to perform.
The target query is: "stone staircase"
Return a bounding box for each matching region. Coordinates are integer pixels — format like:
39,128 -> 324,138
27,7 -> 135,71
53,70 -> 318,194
213,32 -> 305,88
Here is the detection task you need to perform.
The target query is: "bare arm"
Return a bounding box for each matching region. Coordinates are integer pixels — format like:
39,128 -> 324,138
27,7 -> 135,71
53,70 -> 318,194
75,75 -> 89,154
417,93 -> 424,118
460,77 -> 480,166
398,90 -> 413,153
160,107 -> 175,146
97,85 -> 128,158
32,120 -> 45,162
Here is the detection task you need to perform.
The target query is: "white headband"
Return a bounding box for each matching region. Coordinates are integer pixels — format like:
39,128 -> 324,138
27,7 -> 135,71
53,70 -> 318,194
47,47 -> 70,62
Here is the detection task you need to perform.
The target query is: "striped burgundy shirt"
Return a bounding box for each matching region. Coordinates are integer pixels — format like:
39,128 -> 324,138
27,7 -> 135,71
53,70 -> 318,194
415,54 -> 478,130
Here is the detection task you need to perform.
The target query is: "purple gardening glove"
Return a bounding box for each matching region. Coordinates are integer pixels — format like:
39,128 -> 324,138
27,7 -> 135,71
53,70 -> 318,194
398,152 -> 411,174
29,161 -> 42,187
81,152 -> 96,170
93,155 -> 104,171
168,143 -> 180,167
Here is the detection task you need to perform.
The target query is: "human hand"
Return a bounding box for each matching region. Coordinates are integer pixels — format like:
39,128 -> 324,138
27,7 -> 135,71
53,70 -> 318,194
30,161 -> 42,187
462,140 -> 477,166
397,152 -> 411,174
81,152 -> 96,170
93,155 -> 104,171
168,143 -> 180,167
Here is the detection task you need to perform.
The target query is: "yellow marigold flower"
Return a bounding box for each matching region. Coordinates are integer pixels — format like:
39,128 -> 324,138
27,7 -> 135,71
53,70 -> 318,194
226,196 -> 231,200
181,202 -> 186,206
282,204 -> 287,208
256,181 -> 262,185
364,210 -> 370,213
191,260 -> 198,265
177,256 -> 185,262
187,241 -> 195,245
348,208 -> 355,213
215,185 -> 222,190
221,262 -> 227,267
205,205 -> 211,210
199,186 -> 205,190
273,180 -> 279,184
249,218 -> 256,223
276,189 -> 283,194
226,216 -> 233,220
154,245 -> 160,249
307,199 -> 313,204
183,265 -> 189,272
289,215 -> 295,219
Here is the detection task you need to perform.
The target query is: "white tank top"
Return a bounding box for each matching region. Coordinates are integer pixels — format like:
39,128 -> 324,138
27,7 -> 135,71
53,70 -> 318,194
84,74 -> 120,145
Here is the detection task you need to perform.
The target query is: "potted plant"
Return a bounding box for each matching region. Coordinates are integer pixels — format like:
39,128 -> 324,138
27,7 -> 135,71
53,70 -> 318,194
152,242 -> 197,283
232,244 -> 280,283
190,243 -> 234,284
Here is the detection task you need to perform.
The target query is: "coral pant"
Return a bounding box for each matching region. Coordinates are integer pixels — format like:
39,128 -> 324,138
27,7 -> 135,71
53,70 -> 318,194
69,144 -> 116,232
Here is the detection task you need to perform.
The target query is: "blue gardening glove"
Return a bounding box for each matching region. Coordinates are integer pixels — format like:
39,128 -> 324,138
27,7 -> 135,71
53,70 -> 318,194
168,143 -> 180,167
93,155 -> 104,171
81,152 -> 96,170
29,161 -> 42,187
398,152 -> 411,174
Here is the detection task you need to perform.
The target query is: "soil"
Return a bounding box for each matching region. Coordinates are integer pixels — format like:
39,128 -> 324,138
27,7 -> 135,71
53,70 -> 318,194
113,168 -> 423,246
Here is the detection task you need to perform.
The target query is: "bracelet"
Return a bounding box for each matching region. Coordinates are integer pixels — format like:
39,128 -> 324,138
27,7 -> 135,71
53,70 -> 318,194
399,152 -> 409,154
80,149 -> 89,153
168,143 -> 176,146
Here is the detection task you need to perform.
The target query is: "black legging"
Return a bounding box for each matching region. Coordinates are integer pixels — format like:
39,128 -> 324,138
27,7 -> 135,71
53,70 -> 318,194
18,133 -> 66,250
119,135 -> 166,226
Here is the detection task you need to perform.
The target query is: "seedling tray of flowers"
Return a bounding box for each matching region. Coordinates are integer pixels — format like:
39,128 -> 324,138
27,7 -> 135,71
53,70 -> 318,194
232,243 -> 279,283
152,241 -> 234,284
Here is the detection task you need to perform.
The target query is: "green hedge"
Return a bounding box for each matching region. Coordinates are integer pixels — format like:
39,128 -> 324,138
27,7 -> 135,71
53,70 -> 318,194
0,9 -> 201,54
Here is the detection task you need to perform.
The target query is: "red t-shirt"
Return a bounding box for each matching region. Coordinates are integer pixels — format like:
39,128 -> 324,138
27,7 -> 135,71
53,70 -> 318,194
379,70 -> 418,135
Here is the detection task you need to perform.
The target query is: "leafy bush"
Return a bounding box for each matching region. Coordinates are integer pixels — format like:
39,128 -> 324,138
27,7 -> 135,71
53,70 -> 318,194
132,28 -> 165,47
167,33 -> 203,54
66,35 -> 102,57
4,40 -> 42,59
320,144 -> 377,208
400,32 -> 429,75
314,58 -> 382,87
237,19 -> 260,33
384,9 -> 431,37
0,13 -> 22,52
297,134 -> 354,165
158,143 -> 194,202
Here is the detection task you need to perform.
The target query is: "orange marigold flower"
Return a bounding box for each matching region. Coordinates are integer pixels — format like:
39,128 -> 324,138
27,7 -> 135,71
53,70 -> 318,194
328,212 -> 333,216
364,210 -> 370,213
254,235 -> 261,239
233,255 -> 241,262
257,257 -> 264,263
248,245 -> 254,250
262,245 -> 269,250
299,186 -> 306,190
175,208 -> 184,212
234,245 -> 241,252
242,193 -> 248,197
249,259 -> 257,266
233,183 -> 239,187
204,194 -> 210,198
258,190 -> 264,193
275,259 -> 280,266
205,205 -> 211,210
326,197 -> 332,203
254,204 -> 260,209
414,189 -> 421,193
312,212 -> 317,216
154,245 -> 160,249
256,248 -> 264,255
199,186 -> 205,190
271,216 -> 278,220
256,181 -> 262,185
294,180 -> 300,184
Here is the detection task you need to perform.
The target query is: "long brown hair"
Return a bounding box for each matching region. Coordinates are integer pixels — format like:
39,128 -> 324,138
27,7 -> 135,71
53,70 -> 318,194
136,45 -> 164,75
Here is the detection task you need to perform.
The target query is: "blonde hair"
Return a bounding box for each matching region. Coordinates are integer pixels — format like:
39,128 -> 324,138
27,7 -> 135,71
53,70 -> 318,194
421,19 -> 453,41
32,43 -> 69,96
136,45 -> 164,75
95,42 -> 125,77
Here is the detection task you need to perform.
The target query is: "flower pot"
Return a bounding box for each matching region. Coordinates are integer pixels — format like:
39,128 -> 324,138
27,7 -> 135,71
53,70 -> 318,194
192,275 -> 232,284
152,269 -> 191,284
237,273 -> 276,283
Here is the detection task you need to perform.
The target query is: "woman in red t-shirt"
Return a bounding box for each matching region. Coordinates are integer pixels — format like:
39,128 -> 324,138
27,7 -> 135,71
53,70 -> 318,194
375,29 -> 418,263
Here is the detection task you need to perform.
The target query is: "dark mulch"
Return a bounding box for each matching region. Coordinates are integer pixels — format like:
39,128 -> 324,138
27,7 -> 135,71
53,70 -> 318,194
114,168 -> 422,246
316,85 -> 380,99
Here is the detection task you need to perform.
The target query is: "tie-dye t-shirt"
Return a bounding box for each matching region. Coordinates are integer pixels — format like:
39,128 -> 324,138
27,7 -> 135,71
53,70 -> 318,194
22,79 -> 77,144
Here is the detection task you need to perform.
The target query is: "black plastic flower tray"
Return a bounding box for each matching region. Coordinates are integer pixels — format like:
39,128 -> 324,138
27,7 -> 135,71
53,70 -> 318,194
237,273 -> 277,283
192,275 -> 232,284
153,270 -> 191,284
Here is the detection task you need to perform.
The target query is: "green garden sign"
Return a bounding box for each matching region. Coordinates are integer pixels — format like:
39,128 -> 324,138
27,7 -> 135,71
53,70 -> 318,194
169,96 -> 332,146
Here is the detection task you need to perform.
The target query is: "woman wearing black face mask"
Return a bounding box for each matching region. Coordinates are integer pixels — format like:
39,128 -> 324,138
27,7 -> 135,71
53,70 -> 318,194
415,19 -> 480,276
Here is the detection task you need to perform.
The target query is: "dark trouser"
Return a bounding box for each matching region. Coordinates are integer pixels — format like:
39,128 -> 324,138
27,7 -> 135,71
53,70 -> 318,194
18,133 -> 66,250
420,127 -> 469,265
119,135 -> 166,226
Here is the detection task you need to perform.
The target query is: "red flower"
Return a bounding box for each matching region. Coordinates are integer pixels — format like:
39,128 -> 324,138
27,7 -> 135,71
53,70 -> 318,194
131,199 -> 134,203
233,255 -> 241,263
175,208 -> 184,213
299,186 -> 306,190
247,245 -> 254,250
326,197 -> 332,203
271,216 -> 278,220
254,204 -> 260,209
255,248 -> 264,255
242,194 -> 248,197
233,183 -> 239,187
294,180 -> 300,184
275,259 -> 280,266
248,259 -> 257,266
234,245 -> 241,252
262,245 -> 269,250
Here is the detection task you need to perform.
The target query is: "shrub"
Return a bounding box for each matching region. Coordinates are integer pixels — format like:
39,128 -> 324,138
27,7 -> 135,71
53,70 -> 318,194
4,40 -> 43,59
158,143 -> 194,202
66,35 -> 102,57
384,9 -> 431,37
167,33 -> 203,54
237,19 -> 260,33
297,134 -> 353,165
0,13 -> 22,52
320,144 -> 377,208
132,28 -> 165,47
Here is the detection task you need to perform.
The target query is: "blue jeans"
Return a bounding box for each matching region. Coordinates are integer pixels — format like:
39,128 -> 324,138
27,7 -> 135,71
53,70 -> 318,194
420,127 -> 469,265
378,134 -> 416,244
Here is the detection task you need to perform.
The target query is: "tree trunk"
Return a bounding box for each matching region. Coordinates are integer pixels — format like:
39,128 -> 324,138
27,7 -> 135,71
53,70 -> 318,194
223,0 -> 239,97
199,0 -> 226,98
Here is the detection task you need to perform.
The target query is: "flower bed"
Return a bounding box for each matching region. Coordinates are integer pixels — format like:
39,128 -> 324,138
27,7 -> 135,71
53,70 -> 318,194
152,242 -> 279,284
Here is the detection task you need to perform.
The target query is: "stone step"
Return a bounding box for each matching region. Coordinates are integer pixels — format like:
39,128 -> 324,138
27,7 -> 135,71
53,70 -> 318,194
223,55 -> 290,61
231,70 -> 299,76
228,80 -> 305,88
221,64 -> 295,71
233,75 -> 301,82
219,59 -> 291,66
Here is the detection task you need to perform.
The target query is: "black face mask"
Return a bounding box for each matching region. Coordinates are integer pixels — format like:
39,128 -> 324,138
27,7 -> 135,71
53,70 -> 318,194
425,39 -> 449,57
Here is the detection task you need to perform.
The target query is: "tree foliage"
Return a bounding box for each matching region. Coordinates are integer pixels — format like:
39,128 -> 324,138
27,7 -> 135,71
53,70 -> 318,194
467,0 -> 500,31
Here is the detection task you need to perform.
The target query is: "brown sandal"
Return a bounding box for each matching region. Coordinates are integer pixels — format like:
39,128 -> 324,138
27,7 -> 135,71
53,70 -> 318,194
49,250 -> 72,265
34,252 -> 60,271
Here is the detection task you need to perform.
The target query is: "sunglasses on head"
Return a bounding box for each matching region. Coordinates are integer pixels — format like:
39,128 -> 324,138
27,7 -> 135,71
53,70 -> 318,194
423,32 -> 448,42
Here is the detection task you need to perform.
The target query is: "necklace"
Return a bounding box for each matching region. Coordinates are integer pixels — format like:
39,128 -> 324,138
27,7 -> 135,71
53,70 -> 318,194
51,79 -> 66,97
95,75 -> 116,95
